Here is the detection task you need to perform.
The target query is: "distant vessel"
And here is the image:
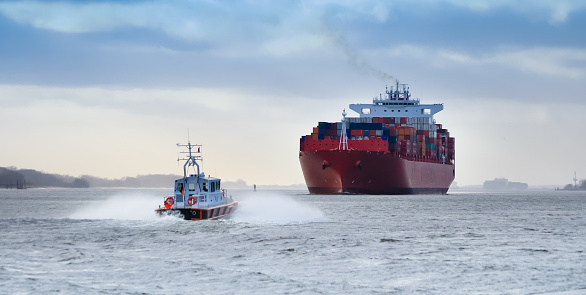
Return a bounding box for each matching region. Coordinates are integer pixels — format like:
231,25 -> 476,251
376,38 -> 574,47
299,81 -> 455,194
155,141 -> 238,220
483,178 -> 528,191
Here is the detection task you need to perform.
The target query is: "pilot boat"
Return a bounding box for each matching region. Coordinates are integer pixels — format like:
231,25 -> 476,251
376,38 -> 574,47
155,141 -> 238,220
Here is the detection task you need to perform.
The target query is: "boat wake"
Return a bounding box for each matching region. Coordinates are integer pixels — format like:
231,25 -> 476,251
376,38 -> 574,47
230,191 -> 329,225
69,193 -> 162,220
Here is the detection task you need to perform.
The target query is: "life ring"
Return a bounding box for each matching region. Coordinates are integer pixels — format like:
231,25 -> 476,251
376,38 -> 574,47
165,197 -> 175,207
187,196 -> 197,206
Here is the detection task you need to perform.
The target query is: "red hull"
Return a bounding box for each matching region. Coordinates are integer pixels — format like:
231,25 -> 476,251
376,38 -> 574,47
155,201 -> 238,220
299,150 -> 454,194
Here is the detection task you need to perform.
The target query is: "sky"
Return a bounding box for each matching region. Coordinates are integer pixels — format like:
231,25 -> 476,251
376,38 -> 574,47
1,0 -> 585,187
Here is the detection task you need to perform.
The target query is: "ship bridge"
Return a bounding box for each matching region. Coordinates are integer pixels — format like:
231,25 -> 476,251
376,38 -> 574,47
349,82 -> 443,119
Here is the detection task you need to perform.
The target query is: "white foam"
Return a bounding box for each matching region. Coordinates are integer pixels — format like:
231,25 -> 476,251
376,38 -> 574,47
69,193 -> 163,220
230,191 -> 329,225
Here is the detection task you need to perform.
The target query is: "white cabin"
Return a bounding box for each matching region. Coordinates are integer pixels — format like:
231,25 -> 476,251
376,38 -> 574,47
171,174 -> 224,209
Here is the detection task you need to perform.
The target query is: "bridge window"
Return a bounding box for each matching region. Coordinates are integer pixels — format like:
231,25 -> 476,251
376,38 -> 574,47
203,182 -> 208,192
361,108 -> 371,115
189,183 -> 195,191
422,108 -> 431,115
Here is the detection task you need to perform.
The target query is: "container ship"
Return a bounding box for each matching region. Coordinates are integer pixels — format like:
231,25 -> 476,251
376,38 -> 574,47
299,82 -> 455,194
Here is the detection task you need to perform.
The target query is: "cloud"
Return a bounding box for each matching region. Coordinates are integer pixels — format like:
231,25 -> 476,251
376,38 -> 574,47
384,44 -> 586,80
446,0 -> 586,24
446,47 -> 586,79
0,1 -> 208,38
549,3 -> 572,24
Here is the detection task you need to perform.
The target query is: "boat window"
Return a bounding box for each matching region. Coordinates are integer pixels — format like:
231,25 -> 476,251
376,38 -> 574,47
422,108 -> 431,115
218,181 -> 221,189
176,182 -> 183,192
202,182 -> 208,192
361,108 -> 371,115
189,183 -> 195,191
211,181 -> 215,192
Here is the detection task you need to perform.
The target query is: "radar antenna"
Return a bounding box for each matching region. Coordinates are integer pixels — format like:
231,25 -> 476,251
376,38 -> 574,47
177,141 -> 203,179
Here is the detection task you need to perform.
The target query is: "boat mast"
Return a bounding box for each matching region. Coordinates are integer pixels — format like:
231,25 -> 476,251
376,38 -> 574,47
339,109 -> 348,150
177,141 -> 202,179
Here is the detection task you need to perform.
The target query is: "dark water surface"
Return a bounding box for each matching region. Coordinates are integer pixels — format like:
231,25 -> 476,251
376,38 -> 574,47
1,188 -> 585,294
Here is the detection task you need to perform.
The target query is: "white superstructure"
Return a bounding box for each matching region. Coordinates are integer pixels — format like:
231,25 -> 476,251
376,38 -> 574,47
349,81 -> 443,119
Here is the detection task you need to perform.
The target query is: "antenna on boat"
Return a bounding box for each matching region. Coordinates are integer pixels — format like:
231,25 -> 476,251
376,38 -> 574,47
177,138 -> 203,179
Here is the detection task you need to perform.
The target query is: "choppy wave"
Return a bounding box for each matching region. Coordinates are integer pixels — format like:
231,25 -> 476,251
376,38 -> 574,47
1,189 -> 585,294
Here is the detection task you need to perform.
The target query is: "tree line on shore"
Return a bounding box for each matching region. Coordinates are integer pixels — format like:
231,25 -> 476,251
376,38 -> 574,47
0,167 -> 180,189
0,167 -> 281,189
561,180 -> 586,191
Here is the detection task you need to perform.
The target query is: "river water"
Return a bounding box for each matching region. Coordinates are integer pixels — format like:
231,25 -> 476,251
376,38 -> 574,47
0,188 -> 585,294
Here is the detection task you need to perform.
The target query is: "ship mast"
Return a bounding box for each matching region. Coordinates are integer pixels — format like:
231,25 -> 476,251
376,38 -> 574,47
177,141 -> 203,179
339,109 -> 348,150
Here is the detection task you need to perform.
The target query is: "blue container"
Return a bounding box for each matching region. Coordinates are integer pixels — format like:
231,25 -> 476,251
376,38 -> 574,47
301,136 -> 305,142
363,130 -> 369,136
388,136 -> 398,143
318,128 -> 324,135
318,134 -> 325,140
383,129 -> 390,136
382,135 -> 388,140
